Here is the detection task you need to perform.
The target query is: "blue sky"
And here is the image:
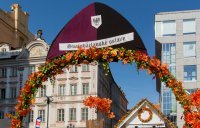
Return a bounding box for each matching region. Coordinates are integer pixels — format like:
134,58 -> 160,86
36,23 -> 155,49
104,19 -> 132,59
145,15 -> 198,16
1,0 -> 200,108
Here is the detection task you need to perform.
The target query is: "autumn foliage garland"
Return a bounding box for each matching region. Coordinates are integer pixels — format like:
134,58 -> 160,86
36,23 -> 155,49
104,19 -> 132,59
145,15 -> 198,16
6,47 -> 200,128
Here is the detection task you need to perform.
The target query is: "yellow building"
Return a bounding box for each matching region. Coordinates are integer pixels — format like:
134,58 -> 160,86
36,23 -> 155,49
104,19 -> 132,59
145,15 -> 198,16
0,4 -> 34,49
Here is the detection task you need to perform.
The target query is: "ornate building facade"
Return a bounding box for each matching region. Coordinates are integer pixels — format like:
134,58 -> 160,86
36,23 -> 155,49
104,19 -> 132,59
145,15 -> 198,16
0,38 -> 49,127
0,37 -> 128,128
28,55 -> 128,128
0,4 -> 35,127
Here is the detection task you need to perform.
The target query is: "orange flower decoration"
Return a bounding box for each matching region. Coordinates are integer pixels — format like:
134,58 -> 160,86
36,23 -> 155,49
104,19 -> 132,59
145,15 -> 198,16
185,112 -> 195,125
190,90 -> 200,107
83,96 -> 115,119
65,52 -> 73,62
110,49 -> 118,57
8,47 -> 199,128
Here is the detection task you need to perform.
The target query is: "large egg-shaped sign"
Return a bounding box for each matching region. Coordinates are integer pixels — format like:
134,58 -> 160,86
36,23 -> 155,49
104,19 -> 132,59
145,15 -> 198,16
47,2 -> 146,60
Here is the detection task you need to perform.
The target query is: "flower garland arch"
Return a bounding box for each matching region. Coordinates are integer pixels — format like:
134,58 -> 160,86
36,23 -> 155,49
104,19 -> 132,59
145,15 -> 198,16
6,47 -> 200,128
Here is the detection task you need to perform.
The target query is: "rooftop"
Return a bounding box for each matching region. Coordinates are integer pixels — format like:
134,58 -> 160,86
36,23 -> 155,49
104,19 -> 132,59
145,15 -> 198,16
156,9 -> 200,15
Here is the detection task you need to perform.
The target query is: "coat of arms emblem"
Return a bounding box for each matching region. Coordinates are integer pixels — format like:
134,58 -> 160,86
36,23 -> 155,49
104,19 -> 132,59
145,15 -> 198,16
91,15 -> 102,29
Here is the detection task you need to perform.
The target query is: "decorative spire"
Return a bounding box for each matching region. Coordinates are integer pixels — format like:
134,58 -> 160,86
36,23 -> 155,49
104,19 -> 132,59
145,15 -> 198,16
36,29 -> 44,40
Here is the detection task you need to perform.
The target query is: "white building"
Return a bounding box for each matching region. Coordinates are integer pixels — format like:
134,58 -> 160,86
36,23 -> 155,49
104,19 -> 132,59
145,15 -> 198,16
155,10 -> 200,127
0,35 -> 128,128
0,38 -> 49,127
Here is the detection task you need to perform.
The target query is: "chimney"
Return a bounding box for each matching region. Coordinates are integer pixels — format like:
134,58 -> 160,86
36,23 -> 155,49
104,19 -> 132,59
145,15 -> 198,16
10,4 -> 30,48
11,4 -> 21,30
11,4 -> 29,31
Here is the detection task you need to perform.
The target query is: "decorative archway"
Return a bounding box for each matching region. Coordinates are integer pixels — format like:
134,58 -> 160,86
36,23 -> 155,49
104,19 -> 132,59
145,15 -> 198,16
6,47 -> 200,128
6,2 -> 200,128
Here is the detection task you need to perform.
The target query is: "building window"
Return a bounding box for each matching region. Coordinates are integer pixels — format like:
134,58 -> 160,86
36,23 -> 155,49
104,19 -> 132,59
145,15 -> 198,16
70,66 -> 77,73
0,88 -> 6,99
10,87 -> 16,99
183,19 -> 195,34
163,91 -> 172,114
81,108 -> 88,121
0,111 -> 4,119
184,42 -> 196,58
82,83 -> 89,95
0,68 -> 7,78
38,110 -> 45,122
70,84 -> 77,95
40,86 -> 46,97
29,110 -> 34,122
186,88 -> 198,94
10,67 -> 17,77
162,43 -> 176,76
155,20 -> 176,37
163,21 -> 176,36
82,64 -> 89,72
184,65 -> 197,81
69,108 -> 76,121
67,124 -> 75,128
29,66 -> 35,74
57,109 -> 64,121
161,43 -> 177,124
58,84 -> 65,96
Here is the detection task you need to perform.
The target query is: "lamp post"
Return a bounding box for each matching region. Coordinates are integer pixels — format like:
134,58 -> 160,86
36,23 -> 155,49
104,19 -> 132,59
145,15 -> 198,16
45,95 -> 53,128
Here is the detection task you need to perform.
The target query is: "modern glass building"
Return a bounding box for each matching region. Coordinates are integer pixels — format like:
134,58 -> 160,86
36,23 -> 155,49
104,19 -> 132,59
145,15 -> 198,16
155,10 -> 200,127
161,43 -> 177,124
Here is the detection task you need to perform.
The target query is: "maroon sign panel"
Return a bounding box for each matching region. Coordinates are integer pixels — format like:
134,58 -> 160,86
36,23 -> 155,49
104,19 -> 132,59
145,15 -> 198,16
47,2 -> 146,60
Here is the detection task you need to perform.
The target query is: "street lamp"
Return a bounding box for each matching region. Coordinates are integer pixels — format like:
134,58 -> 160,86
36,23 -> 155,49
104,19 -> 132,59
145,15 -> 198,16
45,95 -> 53,128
